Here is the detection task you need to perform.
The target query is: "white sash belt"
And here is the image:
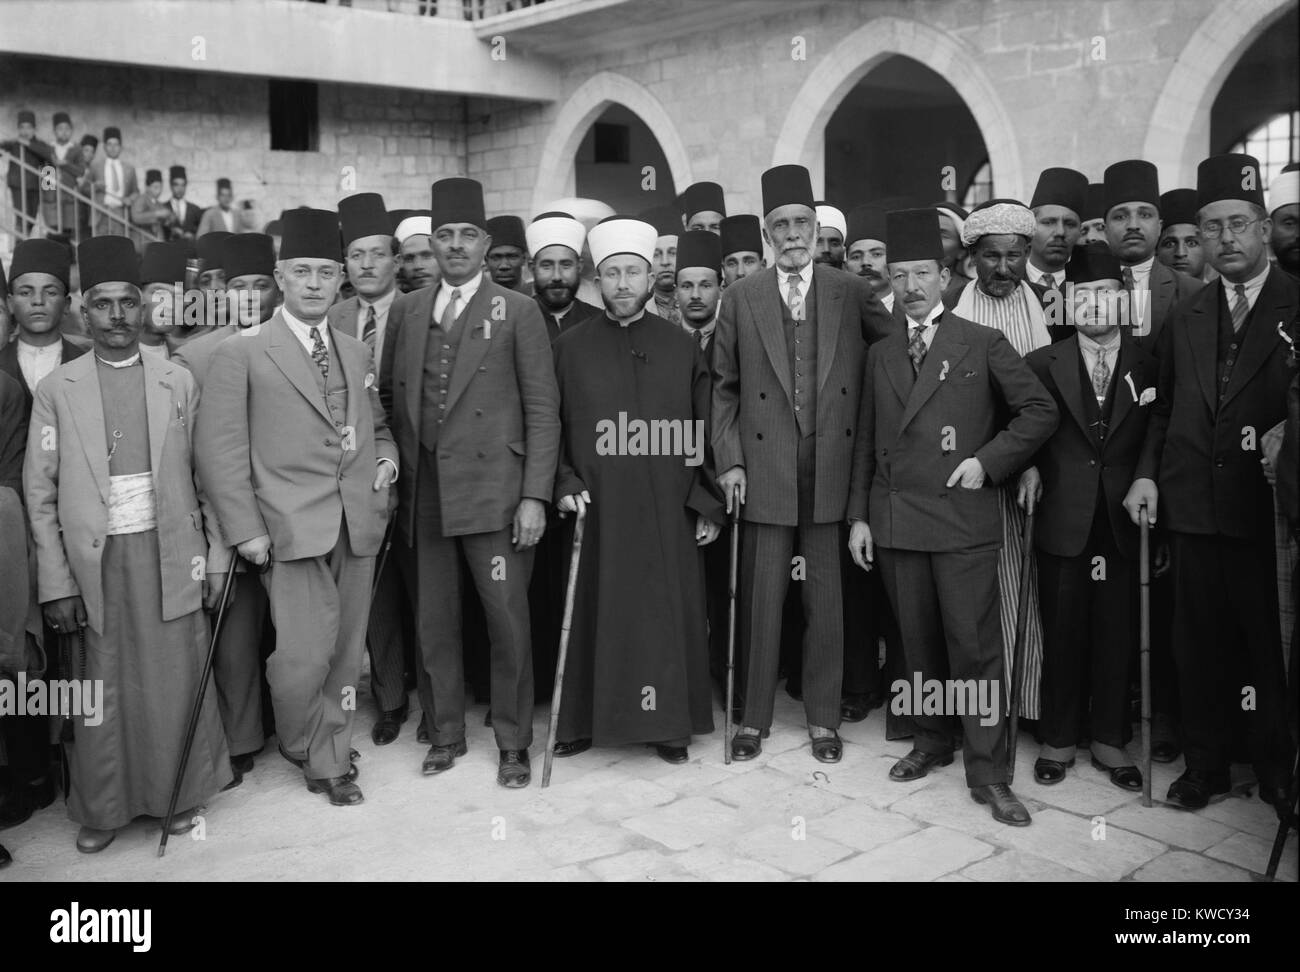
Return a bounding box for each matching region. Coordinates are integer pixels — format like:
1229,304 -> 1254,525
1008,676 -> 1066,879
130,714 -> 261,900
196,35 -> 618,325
106,472 -> 157,535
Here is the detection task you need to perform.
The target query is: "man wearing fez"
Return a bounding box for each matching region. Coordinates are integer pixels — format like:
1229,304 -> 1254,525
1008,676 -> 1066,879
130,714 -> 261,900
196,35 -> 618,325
197,177 -> 238,237
196,209 -> 397,807
527,211 -> 601,342
720,214 -> 765,287
135,242 -> 189,360
814,202 -> 847,270
680,181 -> 726,234
1026,167 -> 1088,295
163,231 -> 227,351
844,204 -> 892,313
25,236 -> 232,851
1125,154 -> 1298,811
41,111 -> 83,241
3,110 -> 53,234
640,205 -> 682,325
87,127 -> 137,238
1023,244 -> 1158,791
484,215 -> 531,295
327,192 -> 411,745
75,134 -> 98,240
130,169 -> 174,242
382,178 -> 559,788
176,234 -> 279,383
551,217 -> 722,762
1267,163 -> 1299,281
713,163 -> 894,763
1079,183 -> 1108,245
1157,188 -> 1209,283
1102,160 -> 1200,354
847,209 -> 1056,826
395,211 -> 440,293
166,165 -> 202,242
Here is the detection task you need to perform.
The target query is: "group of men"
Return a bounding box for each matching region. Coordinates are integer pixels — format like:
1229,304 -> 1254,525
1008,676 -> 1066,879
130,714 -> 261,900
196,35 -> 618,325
0,145 -> 1297,866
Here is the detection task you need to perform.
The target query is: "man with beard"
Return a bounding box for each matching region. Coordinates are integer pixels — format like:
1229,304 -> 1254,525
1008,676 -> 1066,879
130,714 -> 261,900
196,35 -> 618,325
720,214 -> 765,287
485,215 -> 531,294
844,204 -> 891,312
679,182 -> 726,234
395,211 -> 440,293
1157,189 -> 1210,283
1267,163 -> 1299,281
1102,160 -> 1200,354
551,217 -> 722,762
815,202 -> 847,269
639,205 -> 681,324
1079,183 -> 1108,245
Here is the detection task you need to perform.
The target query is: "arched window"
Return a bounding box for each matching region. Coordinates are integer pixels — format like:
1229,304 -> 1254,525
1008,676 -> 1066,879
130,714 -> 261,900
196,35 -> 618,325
1228,111 -> 1299,189
962,160 -> 993,209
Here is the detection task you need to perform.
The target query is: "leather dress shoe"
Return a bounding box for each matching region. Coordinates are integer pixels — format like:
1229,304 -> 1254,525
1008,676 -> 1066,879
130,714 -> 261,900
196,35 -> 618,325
971,783 -> 1032,826
0,774 -> 57,829
497,749 -> 531,788
76,826 -> 117,853
890,748 -> 954,781
1151,740 -> 1181,763
416,715 -> 430,745
730,731 -> 763,761
422,739 -> 468,775
840,692 -> 884,723
371,703 -> 408,746
1166,769 -> 1231,810
306,775 -> 365,806
0,842 -> 10,869
166,808 -> 198,835
223,752 -> 257,791
653,744 -> 689,764
1033,756 -> 1074,785
1092,756 -> 1141,792
553,738 -> 592,758
810,731 -> 842,763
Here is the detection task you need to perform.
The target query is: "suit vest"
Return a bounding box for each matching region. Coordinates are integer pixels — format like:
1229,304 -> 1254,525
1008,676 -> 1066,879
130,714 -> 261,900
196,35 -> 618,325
305,335 -> 349,430
419,305 -> 470,451
1215,284 -> 1258,409
779,277 -> 817,438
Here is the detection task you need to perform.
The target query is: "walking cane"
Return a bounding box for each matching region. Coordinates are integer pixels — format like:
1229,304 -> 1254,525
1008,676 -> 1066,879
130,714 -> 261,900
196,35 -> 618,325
370,516 -> 396,605
724,485 -> 741,765
1007,509 -> 1036,784
159,553 -> 238,857
542,503 -> 587,789
1139,507 -> 1153,808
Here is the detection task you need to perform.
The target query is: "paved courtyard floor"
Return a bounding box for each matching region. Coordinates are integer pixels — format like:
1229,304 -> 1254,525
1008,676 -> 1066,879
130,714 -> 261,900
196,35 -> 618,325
2,682 -> 1295,882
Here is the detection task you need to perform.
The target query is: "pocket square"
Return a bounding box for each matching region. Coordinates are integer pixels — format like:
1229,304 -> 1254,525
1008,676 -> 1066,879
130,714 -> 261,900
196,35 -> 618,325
364,372 -> 375,389
962,370 -> 977,379
1139,387 -> 1156,406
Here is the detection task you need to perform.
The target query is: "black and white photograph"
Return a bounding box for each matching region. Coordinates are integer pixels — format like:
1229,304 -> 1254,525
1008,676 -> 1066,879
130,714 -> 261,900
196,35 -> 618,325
0,0 -> 1297,919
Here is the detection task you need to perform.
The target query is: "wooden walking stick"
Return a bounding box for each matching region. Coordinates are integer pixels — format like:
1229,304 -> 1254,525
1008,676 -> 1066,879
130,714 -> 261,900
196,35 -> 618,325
1007,509 -> 1036,784
542,503 -> 587,789
725,485 -> 741,765
1139,507 -> 1153,808
369,516 -> 396,604
159,554 -> 238,857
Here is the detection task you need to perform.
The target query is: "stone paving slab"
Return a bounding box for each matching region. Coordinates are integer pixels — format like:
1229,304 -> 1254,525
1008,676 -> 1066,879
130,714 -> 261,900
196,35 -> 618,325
1203,830 -> 1298,882
1130,850 -> 1254,882
816,826 -> 994,881
990,808 -> 1168,880
960,848 -> 1100,881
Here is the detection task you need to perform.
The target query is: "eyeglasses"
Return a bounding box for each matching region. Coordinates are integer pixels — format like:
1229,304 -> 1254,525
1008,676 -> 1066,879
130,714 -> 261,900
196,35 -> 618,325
1199,216 -> 1261,239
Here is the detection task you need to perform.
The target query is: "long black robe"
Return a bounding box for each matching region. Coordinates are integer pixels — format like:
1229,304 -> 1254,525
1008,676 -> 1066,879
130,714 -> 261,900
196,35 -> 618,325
552,311 -> 723,746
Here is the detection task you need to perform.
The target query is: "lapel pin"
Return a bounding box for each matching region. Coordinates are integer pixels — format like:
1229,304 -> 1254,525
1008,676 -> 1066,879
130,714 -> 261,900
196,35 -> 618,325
938,360 -> 949,382
481,320 -> 492,340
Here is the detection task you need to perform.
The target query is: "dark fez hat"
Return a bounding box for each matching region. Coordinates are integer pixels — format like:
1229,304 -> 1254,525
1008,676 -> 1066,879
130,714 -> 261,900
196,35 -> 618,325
846,204 -> 889,246
430,177 -> 486,231
1064,243 -> 1124,284
1030,167 -> 1089,216
885,208 -> 944,263
1197,153 -> 1265,211
103,126 -> 122,142
485,215 -> 527,251
719,214 -> 762,256
339,192 -> 391,246
140,242 -> 189,286
637,205 -> 682,237
196,231 -> 233,267
1103,160 -> 1160,214
1081,183 -> 1105,222
169,165 -> 187,182
222,234 -> 276,280
9,238 -> 71,290
675,230 -> 722,276
1159,189 -> 1199,227
761,164 -> 815,216
679,181 -> 726,219
78,236 -> 141,291
279,208 -> 342,262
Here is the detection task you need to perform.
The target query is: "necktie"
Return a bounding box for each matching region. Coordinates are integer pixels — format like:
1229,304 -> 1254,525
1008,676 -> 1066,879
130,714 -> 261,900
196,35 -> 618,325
1122,267 -> 1135,291
362,304 -> 377,354
1040,273 -> 1058,292
908,325 -> 927,374
107,160 -> 119,197
441,288 -> 461,332
1091,347 -> 1110,400
786,274 -> 805,321
1230,284 -> 1249,332
309,326 -> 329,381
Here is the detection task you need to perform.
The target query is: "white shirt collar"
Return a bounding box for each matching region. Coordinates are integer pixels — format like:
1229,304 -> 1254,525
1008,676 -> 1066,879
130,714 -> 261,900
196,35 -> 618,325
779,261 -> 814,290
438,271 -> 483,305
281,305 -> 331,349
1122,256 -> 1156,283
905,302 -> 944,349
1078,329 -> 1121,356
358,287 -> 398,316
683,313 -> 717,344
17,339 -> 61,358
1027,260 -> 1065,286
96,351 -> 141,368
1221,261 -> 1271,309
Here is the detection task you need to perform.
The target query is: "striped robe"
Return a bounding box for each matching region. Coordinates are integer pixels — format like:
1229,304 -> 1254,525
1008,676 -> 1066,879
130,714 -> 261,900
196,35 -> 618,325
953,279 -> 1051,718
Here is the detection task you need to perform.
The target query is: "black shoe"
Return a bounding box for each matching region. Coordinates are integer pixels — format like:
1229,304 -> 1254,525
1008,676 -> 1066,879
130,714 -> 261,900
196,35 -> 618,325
497,749 -> 531,788
731,731 -> 763,761
1166,769 -> 1231,810
0,775 -> 56,829
1091,756 -> 1142,792
306,775 -> 364,806
416,715 -> 430,745
553,738 -> 592,758
222,752 -> 256,792
840,692 -> 884,723
652,744 -> 689,764
1151,740 -> 1181,763
371,703 -> 408,746
889,748 -> 954,781
422,739 -> 467,775
811,732 -> 842,763
971,783 -> 1032,826
0,842 -> 10,869
1033,756 -> 1074,785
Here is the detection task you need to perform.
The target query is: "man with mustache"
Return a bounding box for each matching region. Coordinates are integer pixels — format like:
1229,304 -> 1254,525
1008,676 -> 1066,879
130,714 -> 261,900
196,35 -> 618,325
814,202 -> 847,270
640,205 -> 682,325
713,164 -> 894,764
679,182 -> 726,234
1124,154 -> 1298,812
1026,167 -> 1088,340
485,215 -> 531,294
844,204 -> 892,313
382,178 -> 559,788
720,214 -> 765,287
1157,189 -> 1210,283
1102,160 -> 1201,354
1267,163 -> 1299,282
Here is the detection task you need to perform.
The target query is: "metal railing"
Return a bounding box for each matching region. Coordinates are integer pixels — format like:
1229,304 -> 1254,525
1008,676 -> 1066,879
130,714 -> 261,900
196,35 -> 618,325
307,0 -> 555,18
0,147 -> 164,254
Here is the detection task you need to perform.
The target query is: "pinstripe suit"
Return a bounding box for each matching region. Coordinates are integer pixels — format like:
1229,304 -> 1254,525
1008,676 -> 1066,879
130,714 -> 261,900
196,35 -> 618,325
712,264 -> 894,729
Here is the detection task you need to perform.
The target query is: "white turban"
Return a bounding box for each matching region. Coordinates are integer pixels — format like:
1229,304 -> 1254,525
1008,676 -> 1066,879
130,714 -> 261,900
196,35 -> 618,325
394,215 -> 432,244
816,204 -> 846,240
933,203 -> 967,241
526,213 -> 586,258
960,201 -> 1035,246
587,217 -> 657,268
1268,168 -> 1300,216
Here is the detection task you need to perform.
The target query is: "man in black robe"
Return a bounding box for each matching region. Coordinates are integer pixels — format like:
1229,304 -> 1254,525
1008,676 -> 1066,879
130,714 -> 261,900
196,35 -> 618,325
551,216 -> 724,763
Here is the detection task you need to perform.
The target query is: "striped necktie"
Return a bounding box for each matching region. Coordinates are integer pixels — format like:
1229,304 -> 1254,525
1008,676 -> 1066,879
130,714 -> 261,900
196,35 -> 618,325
786,274 -> 805,321
361,304 -> 377,354
1091,346 -> 1110,400
1230,284 -> 1249,332
908,325 -> 927,374
441,288 -> 461,332
309,325 -> 328,381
